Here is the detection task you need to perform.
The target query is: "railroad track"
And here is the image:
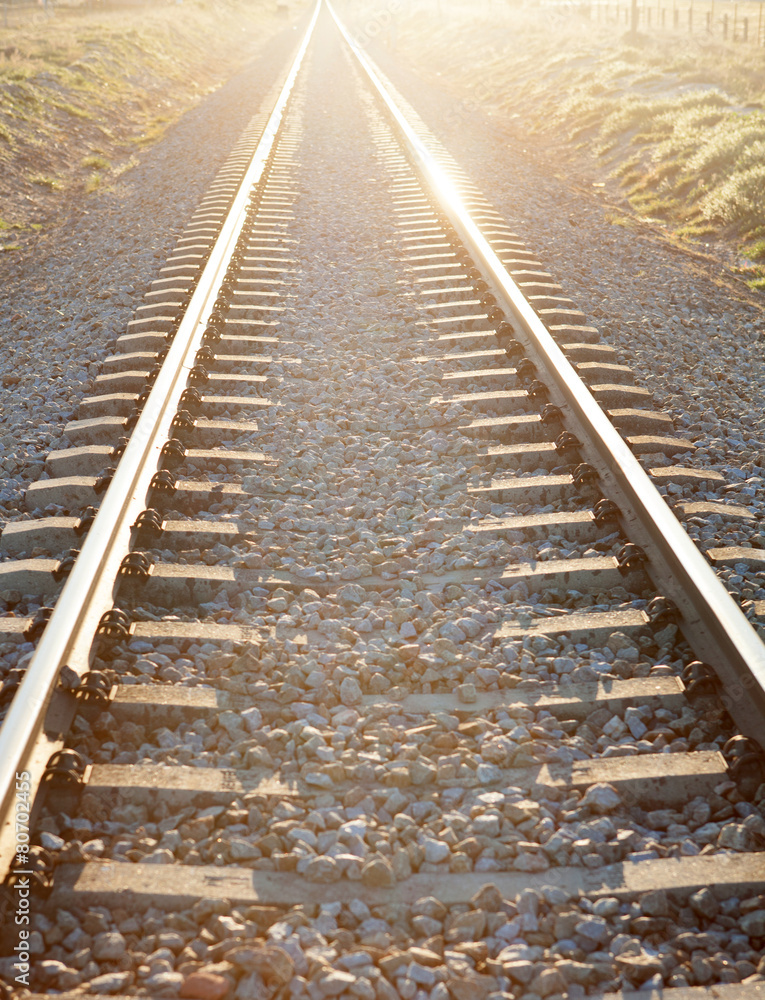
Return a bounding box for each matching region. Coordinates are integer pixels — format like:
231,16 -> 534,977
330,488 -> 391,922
1,2 -> 765,997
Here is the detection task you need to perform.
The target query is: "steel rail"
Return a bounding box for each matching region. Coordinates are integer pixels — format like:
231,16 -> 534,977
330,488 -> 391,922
329,2 -> 765,738
0,0 -> 320,878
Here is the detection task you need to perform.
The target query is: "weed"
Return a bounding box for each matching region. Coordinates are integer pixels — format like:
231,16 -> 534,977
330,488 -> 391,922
29,174 -> 61,190
132,121 -> 170,146
743,239 -> 765,261
81,153 -> 111,170
49,99 -> 94,121
605,212 -> 637,228
112,154 -> 138,178
686,116 -> 765,178
611,154 -> 643,178
701,164 -> 765,230
0,65 -> 34,82
618,168 -> 644,188
676,218 -> 718,237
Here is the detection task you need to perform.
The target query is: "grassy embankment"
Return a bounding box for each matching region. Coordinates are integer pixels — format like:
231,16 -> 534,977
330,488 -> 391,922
0,0 -> 287,249
389,1 -> 765,288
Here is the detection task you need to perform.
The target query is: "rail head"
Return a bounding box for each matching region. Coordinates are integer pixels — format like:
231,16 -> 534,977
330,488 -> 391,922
328,0 -> 765,736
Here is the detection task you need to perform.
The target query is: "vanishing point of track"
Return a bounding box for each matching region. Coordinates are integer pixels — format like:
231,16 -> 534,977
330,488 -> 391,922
1,4 -> 765,999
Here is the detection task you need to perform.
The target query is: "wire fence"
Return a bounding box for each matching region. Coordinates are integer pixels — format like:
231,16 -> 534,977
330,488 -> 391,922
591,0 -> 765,43
1,0 -> 45,29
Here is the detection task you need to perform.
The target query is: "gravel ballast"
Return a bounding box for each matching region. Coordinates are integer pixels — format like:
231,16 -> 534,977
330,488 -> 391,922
6,8 -> 765,998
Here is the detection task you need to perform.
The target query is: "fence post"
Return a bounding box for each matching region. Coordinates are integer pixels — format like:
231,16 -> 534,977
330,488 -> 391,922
723,11 -> 728,36
733,3 -> 737,38
758,0 -> 762,44
689,0 -> 693,31
743,15 -> 748,39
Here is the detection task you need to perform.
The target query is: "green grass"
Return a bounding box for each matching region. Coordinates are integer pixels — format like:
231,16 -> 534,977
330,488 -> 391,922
132,117 -> 173,147
605,211 -> 638,228
0,218 -> 41,234
29,174 -> 62,190
743,238 -> 765,261
0,65 -> 35,82
81,153 -> 111,170
49,99 -> 95,120
701,164 -> 765,228
29,174 -> 63,191
676,219 -> 718,237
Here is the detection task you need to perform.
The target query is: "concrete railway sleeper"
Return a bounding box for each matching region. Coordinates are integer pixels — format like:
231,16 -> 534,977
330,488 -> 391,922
0,4 -> 763,1000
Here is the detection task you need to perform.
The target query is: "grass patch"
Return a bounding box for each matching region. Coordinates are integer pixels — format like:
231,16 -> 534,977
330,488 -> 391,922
0,217 -> 41,233
605,211 -> 638,228
112,154 -> 138,178
49,99 -> 95,120
392,4 -> 765,249
0,65 -> 35,82
617,168 -> 644,188
132,117 -> 173,147
29,174 -> 62,190
0,0 -> 285,225
675,208 -> 718,236
81,153 -> 111,170
700,164 -> 765,229
743,238 -> 765,261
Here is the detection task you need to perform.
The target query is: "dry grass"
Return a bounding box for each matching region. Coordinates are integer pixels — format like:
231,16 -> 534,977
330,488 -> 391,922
374,0 -> 765,258
0,0 -> 290,234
